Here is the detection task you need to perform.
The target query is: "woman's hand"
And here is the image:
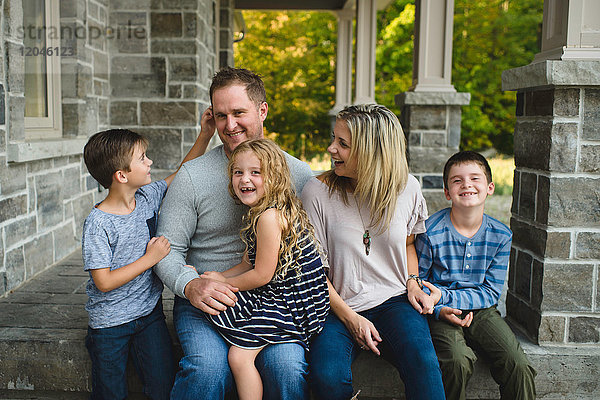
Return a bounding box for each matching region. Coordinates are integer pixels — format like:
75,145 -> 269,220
407,278 -> 436,314
342,312 -> 382,355
423,281 -> 441,305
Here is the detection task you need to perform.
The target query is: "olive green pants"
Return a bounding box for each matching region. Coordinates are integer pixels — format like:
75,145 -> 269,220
428,306 -> 536,400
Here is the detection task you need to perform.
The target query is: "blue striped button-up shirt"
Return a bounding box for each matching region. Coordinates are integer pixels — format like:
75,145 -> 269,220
416,208 -> 512,319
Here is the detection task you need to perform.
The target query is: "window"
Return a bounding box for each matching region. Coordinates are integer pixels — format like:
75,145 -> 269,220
23,0 -> 62,140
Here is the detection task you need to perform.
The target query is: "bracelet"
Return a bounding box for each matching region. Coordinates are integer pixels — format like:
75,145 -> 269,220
407,274 -> 423,290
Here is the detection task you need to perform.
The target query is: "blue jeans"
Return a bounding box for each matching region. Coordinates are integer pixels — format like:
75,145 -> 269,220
85,299 -> 175,400
309,294 -> 445,400
171,296 -> 309,400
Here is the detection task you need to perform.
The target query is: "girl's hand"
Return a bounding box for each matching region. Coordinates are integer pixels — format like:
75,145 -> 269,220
343,312 -> 382,356
407,278 -> 435,314
200,271 -> 226,283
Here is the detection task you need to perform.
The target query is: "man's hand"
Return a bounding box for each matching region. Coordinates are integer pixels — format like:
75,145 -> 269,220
199,107 -> 216,141
439,307 -> 473,327
184,277 -> 238,315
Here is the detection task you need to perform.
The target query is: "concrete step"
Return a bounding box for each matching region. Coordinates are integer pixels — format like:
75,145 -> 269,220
1,251 -> 599,399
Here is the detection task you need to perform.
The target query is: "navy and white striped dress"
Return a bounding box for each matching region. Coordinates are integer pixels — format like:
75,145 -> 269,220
209,227 -> 330,350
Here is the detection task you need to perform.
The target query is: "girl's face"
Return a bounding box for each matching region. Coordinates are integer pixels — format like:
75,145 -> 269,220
328,119 -> 358,182
231,150 -> 265,207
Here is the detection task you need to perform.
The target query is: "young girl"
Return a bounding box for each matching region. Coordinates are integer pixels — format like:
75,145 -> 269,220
200,139 -> 329,400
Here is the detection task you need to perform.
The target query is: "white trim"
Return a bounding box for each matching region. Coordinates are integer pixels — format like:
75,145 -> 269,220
24,0 -> 63,140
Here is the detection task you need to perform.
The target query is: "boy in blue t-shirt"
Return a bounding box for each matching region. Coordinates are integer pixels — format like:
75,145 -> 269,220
416,151 -> 536,400
82,127 -> 211,399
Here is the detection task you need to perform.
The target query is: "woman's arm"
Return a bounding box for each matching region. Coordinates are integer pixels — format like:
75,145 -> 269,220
327,277 -> 382,355
406,234 -> 437,314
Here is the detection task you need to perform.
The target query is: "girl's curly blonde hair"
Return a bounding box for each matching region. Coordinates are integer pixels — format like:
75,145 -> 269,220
228,139 -> 317,281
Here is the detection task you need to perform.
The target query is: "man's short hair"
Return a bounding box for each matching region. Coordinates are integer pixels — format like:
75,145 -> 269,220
209,67 -> 266,107
443,151 -> 493,189
84,129 -> 148,189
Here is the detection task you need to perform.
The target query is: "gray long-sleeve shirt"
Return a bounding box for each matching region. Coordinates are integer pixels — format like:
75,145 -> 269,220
155,145 -> 314,299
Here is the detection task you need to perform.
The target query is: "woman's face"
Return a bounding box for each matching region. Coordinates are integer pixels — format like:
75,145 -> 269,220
328,119 -> 358,182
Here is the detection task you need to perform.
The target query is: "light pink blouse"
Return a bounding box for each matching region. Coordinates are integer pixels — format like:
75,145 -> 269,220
301,175 -> 428,312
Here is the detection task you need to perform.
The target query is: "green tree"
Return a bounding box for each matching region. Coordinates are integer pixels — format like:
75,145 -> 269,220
234,11 -> 337,159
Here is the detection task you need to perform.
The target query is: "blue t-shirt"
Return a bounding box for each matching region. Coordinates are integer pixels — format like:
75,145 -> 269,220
416,208 -> 512,319
82,180 -> 168,329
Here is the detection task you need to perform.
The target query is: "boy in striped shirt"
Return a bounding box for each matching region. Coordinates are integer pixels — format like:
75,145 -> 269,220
416,151 -> 536,400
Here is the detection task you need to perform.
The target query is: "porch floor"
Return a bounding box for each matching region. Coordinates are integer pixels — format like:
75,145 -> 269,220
0,250 -> 598,399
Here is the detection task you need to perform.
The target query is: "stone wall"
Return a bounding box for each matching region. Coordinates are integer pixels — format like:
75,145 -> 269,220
503,60 -> 600,345
0,0 -> 226,296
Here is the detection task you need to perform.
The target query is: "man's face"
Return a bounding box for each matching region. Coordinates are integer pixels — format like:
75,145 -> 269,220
212,84 -> 268,157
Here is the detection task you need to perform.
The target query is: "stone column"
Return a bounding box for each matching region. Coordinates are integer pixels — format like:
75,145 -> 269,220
502,61 -> 600,345
396,0 -> 469,213
329,9 -> 354,128
355,0 -> 376,104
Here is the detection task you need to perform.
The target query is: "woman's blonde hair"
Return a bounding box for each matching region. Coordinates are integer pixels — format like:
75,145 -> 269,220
321,104 -> 409,234
228,139 -> 317,281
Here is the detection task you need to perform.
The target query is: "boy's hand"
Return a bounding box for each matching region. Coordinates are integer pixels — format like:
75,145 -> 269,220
200,270 -> 226,283
145,236 -> 170,264
439,307 -> 473,327
199,107 -> 216,141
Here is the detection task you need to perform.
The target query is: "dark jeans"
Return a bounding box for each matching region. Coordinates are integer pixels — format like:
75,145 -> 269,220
85,299 -> 175,400
429,306 -> 536,400
309,294 -> 446,400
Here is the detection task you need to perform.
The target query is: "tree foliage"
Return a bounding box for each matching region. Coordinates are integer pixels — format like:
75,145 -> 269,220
235,1 -> 543,156
234,11 -> 337,160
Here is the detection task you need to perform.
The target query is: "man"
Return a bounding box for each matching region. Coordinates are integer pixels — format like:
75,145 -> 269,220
155,67 -> 314,400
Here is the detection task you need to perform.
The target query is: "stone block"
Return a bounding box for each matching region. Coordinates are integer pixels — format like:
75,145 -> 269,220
535,175 -> 549,225
183,84 -> 200,98
447,106 -> 461,149
151,13 -> 182,37
554,88 -> 580,117
508,248 -> 517,292
517,172 -> 536,221
93,50 -> 109,81
110,101 -> 138,125
99,99 -> 109,126
3,0 -> 24,38
62,166 -> 82,200
60,62 -> 93,99
111,0 -> 152,9
140,102 -> 197,127
547,177 -> 600,227
36,172 -> 64,229
136,128 -> 182,169
421,190 -> 449,216
24,232 -> 53,279
54,224 -> 79,262
169,57 -> 197,82
538,315 -> 565,343
544,231 -> 571,259
183,128 -> 199,143
549,123 -> 578,173
421,132 -> 446,147
515,91 -> 524,116
407,131 -> 420,146
409,105 -> 447,130
4,216 -> 36,249
110,11 -> 148,26
510,218 -> 546,259
422,175 -> 443,189
0,156 -> 26,195
5,42 -> 24,93
511,170 -> 520,215
59,0 -> 85,19
73,193 -> 95,238
514,250 -> 532,300
542,263 -> 593,312
530,259 -> 543,309
513,121 -> 551,171
576,232 -> 600,259
88,21 -> 106,51
28,177 -> 35,212
5,246 -> 25,292
506,293 -> 540,342
184,13 -> 197,38
407,147 -> 453,174
151,39 -> 197,54
28,159 -> 53,174
582,89 -> 600,140
0,85 -> 5,125
568,317 -> 600,343
169,84 -> 182,98
111,57 -> 166,97
0,194 -> 27,224
112,35 -> 149,54
525,89 -> 553,116
579,145 -> 600,173
8,95 -> 25,142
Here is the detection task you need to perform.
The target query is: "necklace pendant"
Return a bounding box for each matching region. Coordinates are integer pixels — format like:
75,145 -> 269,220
363,230 -> 371,256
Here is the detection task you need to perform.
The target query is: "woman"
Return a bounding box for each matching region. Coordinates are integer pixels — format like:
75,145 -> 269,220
301,104 -> 445,399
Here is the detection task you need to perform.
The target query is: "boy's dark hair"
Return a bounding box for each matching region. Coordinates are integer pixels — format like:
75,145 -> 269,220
443,151 -> 493,189
84,129 -> 148,189
209,67 -> 266,108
